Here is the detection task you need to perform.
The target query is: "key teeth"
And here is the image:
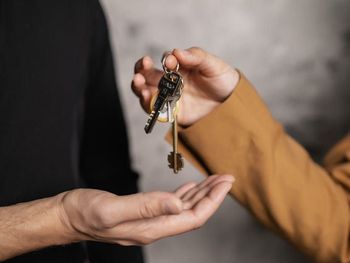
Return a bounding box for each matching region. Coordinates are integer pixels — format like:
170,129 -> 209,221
144,111 -> 157,134
167,152 -> 184,173
144,125 -> 151,134
144,123 -> 151,134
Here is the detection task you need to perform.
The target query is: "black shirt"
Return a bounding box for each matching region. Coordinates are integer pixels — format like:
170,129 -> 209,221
0,0 -> 143,262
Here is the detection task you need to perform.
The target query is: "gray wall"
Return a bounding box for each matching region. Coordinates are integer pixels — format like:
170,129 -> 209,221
100,0 -> 350,262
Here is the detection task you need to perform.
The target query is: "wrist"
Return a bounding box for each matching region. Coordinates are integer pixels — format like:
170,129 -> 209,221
179,69 -> 240,127
0,192 -> 84,261
220,68 -> 240,102
55,191 -> 84,244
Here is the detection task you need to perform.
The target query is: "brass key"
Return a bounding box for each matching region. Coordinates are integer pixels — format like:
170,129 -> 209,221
168,114 -> 184,173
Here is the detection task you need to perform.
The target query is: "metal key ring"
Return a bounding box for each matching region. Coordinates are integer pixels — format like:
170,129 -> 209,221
161,52 -> 180,73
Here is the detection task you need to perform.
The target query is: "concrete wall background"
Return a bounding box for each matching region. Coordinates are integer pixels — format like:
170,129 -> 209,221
100,0 -> 350,262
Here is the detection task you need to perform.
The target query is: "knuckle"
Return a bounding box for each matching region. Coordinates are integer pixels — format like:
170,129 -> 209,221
92,203 -> 115,229
140,199 -> 161,219
138,192 -> 154,218
138,191 -> 173,218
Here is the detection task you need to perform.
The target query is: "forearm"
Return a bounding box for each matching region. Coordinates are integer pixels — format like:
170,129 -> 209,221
0,192 -> 76,261
178,74 -> 350,262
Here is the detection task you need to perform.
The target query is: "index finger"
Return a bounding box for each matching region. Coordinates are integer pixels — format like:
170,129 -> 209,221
134,56 -> 154,74
163,53 -> 179,71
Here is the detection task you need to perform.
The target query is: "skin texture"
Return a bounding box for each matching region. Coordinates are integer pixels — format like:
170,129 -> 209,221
131,47 -> 240,127
0,175 -> 234,261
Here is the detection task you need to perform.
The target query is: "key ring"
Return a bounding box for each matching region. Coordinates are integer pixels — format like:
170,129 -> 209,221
161,52 -> 180,73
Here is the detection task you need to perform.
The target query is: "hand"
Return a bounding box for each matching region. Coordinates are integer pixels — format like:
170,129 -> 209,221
132,47 -> 240,127
58,175 -> 234,245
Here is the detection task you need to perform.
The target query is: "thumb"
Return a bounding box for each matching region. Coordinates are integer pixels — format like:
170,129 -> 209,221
163,47 -> 206,72
172,47 -> 206,69
115,192 -> 183,222
171,47 -> 228,78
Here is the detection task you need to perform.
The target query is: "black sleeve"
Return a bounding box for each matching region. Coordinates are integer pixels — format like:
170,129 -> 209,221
79,0 -> 139,196
80,1 -> 143,262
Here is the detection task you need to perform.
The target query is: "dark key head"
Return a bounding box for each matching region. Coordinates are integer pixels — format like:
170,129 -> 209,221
159,72 -> 183,97
153,72 -> 183,112
144,71 -> 184,134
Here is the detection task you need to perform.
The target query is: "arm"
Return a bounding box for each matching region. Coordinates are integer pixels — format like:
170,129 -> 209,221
0,176 -> 234,261
0,193 -> 72,261
178,75 -> 350,263
132,47 -> 350,263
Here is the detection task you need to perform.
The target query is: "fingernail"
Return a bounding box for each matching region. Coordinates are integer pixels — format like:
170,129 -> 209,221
143,56 -> 151,67
141,89 -> 150,98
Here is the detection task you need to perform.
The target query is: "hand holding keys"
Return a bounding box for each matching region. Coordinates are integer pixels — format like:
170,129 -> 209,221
144,52 -> 183,133
144,52 -> 184,173
133,48 -> 240,173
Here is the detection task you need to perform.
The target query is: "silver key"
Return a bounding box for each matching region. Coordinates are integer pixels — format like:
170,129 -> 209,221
167,101 -> 174,123
144,69 -> 183,133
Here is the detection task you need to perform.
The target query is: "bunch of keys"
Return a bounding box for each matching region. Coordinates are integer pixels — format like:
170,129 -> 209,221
144,52 -> 184,173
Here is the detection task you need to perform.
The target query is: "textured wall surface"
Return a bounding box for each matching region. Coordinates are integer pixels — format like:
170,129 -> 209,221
100,0 -> 350,262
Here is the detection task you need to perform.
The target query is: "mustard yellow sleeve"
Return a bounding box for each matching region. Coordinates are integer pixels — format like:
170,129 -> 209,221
176,74 -> 350,263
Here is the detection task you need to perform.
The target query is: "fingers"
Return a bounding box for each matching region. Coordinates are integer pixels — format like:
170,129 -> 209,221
180,175 -> 219,201
172,47 -> 230,78
131,73 -> 153,112
162,48 -> 205,75
174,182 -> 197,198
112,176 -> 233,244
131,70 -> 160,96
134,55 -> 154,74
163,53 -> 179,72
182,175 -> 234,210
133,56 -> 162,86
191,179 -> 233,218
131,48 -> 208,102
132,56 -> 163,112
174,175 -> 234,210
171,47 -> 205,69
131,73 -> 147,97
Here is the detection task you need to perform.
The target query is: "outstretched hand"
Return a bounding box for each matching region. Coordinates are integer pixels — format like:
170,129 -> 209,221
59,174 -> 234,245
132,47 -> 239,126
